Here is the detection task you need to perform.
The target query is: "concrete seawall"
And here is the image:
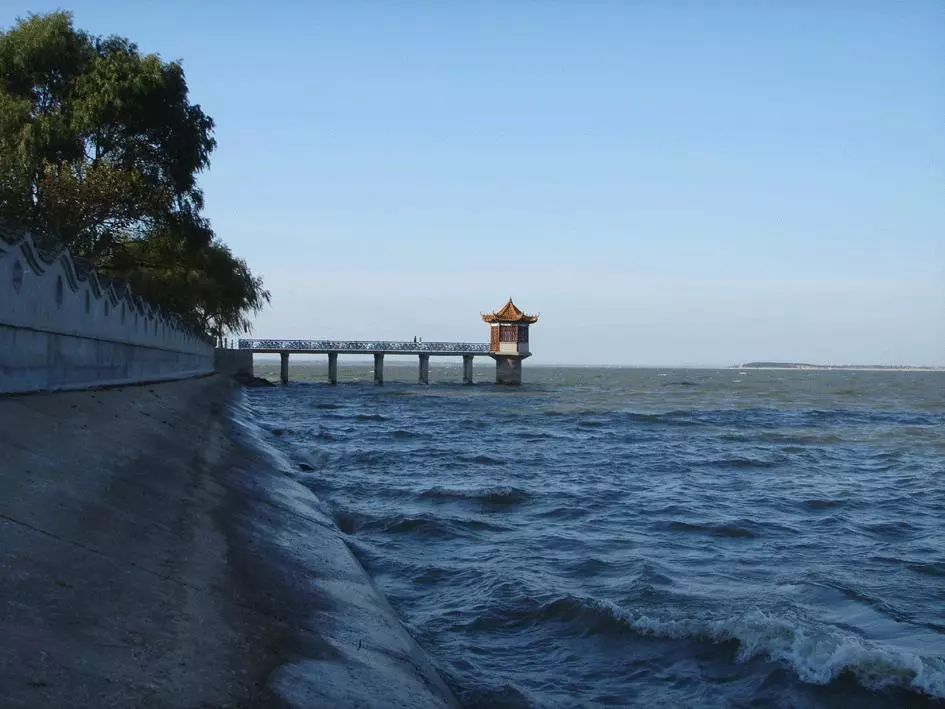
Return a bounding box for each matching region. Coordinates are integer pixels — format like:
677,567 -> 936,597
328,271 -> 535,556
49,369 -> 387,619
0,375 -> 457,707
0,221 -> 213,394
214,347 -> 254,377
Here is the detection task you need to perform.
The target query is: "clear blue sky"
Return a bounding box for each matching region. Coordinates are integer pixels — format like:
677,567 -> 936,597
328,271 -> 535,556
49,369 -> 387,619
4,1 -> 944,365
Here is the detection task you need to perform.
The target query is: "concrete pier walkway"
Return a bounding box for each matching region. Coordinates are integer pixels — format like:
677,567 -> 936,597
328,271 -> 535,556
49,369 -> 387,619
240,339 -> 496,385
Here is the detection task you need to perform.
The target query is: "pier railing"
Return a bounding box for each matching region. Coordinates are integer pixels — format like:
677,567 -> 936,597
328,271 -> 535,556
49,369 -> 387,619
238,339 -> 490,354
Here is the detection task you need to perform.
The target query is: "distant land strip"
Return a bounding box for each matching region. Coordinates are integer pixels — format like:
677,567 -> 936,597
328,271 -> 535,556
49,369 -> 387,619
735,362 -> 945,371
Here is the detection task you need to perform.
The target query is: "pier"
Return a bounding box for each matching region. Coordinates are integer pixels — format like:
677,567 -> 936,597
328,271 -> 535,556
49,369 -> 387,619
237,339 -> 490,385
238,299 -> 539,386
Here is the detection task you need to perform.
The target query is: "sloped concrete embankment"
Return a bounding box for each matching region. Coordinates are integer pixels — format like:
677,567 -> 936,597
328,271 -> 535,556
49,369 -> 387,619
0,375 -> 457,707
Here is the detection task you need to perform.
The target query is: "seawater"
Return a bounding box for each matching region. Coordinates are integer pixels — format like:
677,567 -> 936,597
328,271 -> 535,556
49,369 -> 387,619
246,363 -> 945,707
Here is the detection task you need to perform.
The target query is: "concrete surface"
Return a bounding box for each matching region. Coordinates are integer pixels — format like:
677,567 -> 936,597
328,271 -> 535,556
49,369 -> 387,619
0,375 -> 458,708
214,348 -> 253,377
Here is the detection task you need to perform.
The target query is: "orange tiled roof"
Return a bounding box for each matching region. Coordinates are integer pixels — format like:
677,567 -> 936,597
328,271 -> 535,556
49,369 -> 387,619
482,298 -> 539,324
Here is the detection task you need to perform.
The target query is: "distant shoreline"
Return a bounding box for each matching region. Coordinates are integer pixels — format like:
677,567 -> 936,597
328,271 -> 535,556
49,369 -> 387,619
734,363 -> 945,372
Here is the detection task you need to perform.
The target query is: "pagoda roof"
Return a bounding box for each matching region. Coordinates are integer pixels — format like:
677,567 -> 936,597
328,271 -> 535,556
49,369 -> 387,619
482,298 -> 539,324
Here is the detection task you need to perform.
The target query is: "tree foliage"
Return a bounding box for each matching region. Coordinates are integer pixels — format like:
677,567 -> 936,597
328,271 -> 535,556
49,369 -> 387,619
0,11 -> 268,337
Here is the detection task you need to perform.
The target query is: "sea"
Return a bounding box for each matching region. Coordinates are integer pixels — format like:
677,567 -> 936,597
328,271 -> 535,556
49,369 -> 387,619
246,362 -> 945,707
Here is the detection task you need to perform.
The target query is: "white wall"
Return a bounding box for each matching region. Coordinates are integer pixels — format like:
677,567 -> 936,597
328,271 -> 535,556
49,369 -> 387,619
0,223 -> 214,394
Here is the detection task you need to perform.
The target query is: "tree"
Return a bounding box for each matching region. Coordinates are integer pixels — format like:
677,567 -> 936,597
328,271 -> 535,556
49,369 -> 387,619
113,232 -> 270,342
0,11 -> 268,336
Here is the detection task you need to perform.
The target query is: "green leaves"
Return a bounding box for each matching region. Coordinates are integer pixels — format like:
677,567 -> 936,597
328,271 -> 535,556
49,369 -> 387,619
0,11 -> 265,337
0,11 -> 92,103
113,227 -> 270,340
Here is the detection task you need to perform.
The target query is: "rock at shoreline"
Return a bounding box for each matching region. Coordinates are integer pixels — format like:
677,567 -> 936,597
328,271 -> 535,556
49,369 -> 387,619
233,371 -> 274,387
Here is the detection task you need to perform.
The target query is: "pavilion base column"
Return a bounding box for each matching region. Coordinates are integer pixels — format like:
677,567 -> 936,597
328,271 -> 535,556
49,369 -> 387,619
418,354 -> 430,385
463,355 -> 474,385
328,352 -> 338,385
493,356 -> 522,385
280,351 -> 290,385
374,353 -> 384,386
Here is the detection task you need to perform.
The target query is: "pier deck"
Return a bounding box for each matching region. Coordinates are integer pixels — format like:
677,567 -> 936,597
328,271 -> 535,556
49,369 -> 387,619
237,339 -> 492,385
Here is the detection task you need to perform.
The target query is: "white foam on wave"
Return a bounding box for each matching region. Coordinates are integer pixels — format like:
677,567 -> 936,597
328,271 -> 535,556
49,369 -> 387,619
600,601 -> 945,699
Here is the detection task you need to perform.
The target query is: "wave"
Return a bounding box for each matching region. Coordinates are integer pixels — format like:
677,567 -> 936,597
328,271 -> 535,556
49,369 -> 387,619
535,505 -> 591,521
518,431 -> 569,441
565,556 -> 613,577
806,409 -> 945,427
489,595 -> 945,699
460,454 -> 505,466
694,456 -> 778,470
457,682 -> 533,708
656,519 -> 763,539
719,431 -> 847,445
623,411 -> 701,427
905,561 -> 945,578
420,486 -> 530,506
310,428 -> 339,441
349,449 -> 396,464
368,514 -> 509,539
355,413 -> 387,422
626,407 -> 945,430
801,498 -> 844,510
603,603 -> 945,699
550,407 -> 917,431
545,410 -> 703,428
383,516 -> 448,535
859,520 -> 920,539
647,503 -> 699,516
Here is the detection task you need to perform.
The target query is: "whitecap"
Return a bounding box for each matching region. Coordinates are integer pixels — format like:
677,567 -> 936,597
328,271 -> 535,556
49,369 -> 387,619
601,603 -> 945,699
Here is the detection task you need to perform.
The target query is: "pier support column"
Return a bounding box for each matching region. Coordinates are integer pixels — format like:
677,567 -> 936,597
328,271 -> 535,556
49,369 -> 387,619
280,351 -> 290,385
463,355 -> 474,385
328,352 -> 338,385
418,354 -> 430,385
374,353 -> 384,386
494,356 -> 522,385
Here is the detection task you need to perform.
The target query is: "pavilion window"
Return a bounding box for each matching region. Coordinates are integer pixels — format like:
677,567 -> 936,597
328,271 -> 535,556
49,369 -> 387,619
519,326 -> 529,343
500,325 -> 517,342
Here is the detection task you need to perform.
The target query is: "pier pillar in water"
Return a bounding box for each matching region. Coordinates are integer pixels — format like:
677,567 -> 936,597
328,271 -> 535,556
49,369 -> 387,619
493,356 -> 522,385
280,351 -> 290,385
374,353 -> 384,386
418,354 -> 430,385
463,355 -> 474,385
328,352 -> 338,385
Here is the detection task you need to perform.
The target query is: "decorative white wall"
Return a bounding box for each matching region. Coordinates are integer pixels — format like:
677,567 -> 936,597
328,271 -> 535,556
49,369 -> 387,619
0,221 -> 213,394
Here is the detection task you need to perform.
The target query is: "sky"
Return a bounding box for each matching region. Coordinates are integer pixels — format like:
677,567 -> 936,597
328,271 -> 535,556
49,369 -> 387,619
3,1 -> 944,365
